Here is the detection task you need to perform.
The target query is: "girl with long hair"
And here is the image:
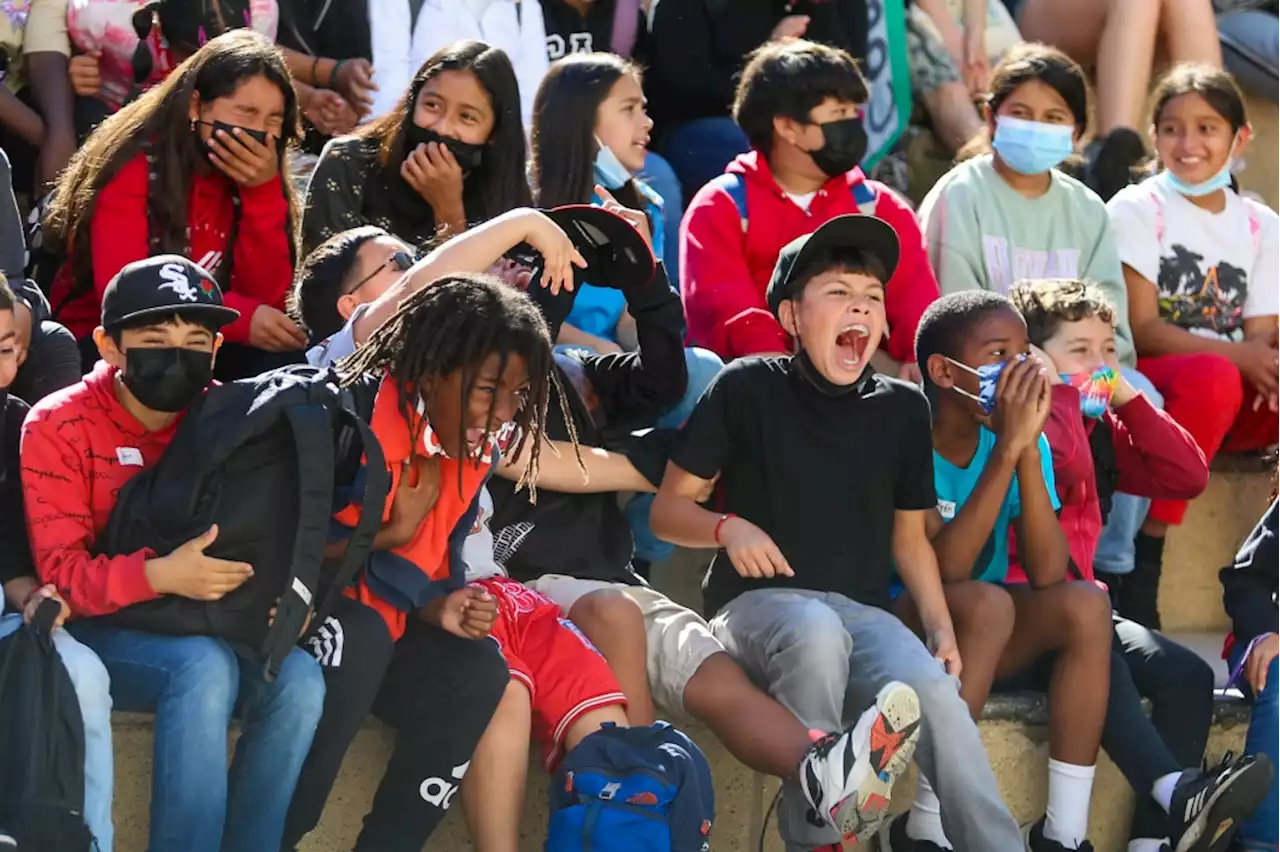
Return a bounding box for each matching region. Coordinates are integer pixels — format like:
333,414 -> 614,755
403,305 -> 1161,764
529,51 -> 724,572
1106,64 -> 1279,625
301,39 -> 532,257
43,27 -> 305,378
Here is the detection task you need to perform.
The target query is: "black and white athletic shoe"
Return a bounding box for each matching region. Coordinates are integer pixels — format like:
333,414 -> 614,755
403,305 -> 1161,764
1169,752 -> 1273,852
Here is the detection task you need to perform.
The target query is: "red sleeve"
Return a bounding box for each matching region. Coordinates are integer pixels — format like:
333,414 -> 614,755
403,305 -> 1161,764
1109,393 -> 1210,500
20,410 -> 159,616
679,183 -> 789,359
872,184 -> 940,364
222,177 -> 293,344
1043,384 -> 1095,492
89,156 -> 151,309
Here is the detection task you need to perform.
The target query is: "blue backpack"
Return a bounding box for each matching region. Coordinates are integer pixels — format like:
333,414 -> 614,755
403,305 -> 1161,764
546,722 -> 714,852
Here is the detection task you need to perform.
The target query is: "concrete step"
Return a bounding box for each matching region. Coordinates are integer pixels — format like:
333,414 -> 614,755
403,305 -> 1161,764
108,697 -> 1251,852
1160,462 -> 1274,634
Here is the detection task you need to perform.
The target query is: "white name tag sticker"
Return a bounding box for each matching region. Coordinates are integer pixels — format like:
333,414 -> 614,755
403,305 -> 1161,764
116,447 -> 144,467
937,499 -> 956,520
292,577 -> 313,606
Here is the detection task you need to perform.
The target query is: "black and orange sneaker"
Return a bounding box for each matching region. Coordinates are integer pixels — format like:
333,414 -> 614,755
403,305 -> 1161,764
798,682 -> 922,844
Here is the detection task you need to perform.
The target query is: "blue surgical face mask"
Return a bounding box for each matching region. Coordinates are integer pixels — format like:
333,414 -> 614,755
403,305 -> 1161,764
945,356 -> 1022,415
1160,137 -> 1240,197
991,116 -> 1076,175
593,137 -> 633,190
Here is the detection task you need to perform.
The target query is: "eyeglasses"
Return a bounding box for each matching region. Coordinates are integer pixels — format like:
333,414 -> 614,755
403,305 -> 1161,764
130,7 -> 157,85
349,251 -> 415,295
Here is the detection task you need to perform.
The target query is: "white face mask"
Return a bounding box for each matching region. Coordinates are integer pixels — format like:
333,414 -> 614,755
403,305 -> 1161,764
593,135 -> 633,189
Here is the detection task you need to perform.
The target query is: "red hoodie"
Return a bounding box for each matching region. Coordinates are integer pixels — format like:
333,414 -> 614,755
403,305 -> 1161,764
49,153 -> 294,345
678,151 -> 939,363
20,361 -> 188,616
1007,385 -> 1208,583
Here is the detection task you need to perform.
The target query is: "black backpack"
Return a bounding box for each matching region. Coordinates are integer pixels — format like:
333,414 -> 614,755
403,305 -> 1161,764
93,365 -> 389,681
0,599 -> 96,851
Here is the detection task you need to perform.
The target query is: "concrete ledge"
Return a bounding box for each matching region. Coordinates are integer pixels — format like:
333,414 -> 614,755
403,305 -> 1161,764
108,693 -> 1253,852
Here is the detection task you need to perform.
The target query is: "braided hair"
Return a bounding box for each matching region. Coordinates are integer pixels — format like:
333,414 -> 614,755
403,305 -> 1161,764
336,274 -> 580,497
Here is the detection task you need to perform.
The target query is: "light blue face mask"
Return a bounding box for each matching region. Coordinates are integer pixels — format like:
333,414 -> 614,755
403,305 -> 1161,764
1160,139 -> 1240,197
991,116 -> 1076,175
593,137 -> 633,190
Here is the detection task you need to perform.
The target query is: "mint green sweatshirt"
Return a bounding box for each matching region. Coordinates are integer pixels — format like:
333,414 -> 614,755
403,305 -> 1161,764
917,155 -> 1135,367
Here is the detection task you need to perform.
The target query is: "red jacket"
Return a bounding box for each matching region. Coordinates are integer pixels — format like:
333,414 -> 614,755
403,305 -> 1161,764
678,151 -> 939,363
1008,385 -> 1208,583
49,154 -> 294,345
20,361 -> 186,616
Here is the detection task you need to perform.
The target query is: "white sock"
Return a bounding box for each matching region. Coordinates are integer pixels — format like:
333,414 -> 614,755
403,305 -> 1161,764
1043,759 -> 1096,848
1129,839 -> 1169,852
906,776 -> 952,849
1152,771 -> 1181,812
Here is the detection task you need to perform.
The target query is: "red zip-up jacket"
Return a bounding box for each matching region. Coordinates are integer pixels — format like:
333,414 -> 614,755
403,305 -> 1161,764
49,154 -> 293,345
678,150 -> 940,363
1008,384 -> 1208,583
20,361 -> 189,616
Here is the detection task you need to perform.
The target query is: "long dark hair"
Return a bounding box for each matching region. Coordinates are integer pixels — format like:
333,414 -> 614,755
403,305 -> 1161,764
336,274 -> 578,496
532,52 -> 643,211
358,40 -> 533,223
45,28 -> 301,302
959,42 -> 1092,161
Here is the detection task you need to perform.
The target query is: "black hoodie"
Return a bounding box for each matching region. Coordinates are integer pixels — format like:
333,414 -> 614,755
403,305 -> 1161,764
646,0 -> 869,133
488,262 -> 687,586
1221,498 -> 1279,648
10,279 -> 81,407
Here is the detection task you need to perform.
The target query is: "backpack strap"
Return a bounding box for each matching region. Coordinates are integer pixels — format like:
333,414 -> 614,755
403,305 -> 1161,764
256,403 -> 389,681
257,403 -> 335,681
707,173 -> 748,234
851,181 -> 878,216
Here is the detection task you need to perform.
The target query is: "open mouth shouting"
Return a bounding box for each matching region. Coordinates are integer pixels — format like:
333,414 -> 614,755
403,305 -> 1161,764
835,323 -> 871,370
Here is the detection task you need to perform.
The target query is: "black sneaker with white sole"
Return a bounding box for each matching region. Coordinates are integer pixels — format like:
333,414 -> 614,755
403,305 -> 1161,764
1023,816 -> 1094,851
798,681 -> 922,844
875,811 -> 951,851
1169,752 -> 1274,852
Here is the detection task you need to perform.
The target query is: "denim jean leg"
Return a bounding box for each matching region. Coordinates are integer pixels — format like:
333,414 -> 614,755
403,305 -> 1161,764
638,151 -> 684,283
1095,367 -> 1166,575
224,647 -> 324,851
68,623 -> 240,852
1230,648 -> 1279,849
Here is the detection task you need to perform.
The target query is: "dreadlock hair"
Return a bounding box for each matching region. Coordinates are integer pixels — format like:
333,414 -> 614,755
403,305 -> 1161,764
44,29 -> 300,311
336,274 -> 580,498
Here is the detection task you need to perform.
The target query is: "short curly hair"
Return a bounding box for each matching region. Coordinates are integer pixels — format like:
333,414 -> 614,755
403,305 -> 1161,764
1009,278 -> 1117,348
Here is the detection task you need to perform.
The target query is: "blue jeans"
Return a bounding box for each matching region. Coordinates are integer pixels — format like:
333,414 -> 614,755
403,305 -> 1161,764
0,613 -> 114,851
658,116 -> 750,200
68,623 -> 324,852
628,347 -> 725,564
1095,368 -> 1165,575
1229,645 -> 1279,850
638,151 -> 684,284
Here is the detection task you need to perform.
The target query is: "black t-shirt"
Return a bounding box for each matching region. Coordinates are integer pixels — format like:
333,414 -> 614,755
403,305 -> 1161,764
541,0 -> 617,60
672,356 -> 936,616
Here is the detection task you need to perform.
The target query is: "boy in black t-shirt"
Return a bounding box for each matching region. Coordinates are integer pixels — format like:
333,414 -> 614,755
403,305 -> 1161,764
651,215 -> 1024,851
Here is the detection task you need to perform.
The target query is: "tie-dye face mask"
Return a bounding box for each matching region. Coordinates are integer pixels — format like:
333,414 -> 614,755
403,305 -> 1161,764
945,356 -> 1023,415
1060,364 -> 1119,419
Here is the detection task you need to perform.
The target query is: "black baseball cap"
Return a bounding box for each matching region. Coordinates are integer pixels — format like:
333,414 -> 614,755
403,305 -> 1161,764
101,255 -> 240,331
504,205 -> 656,290
765,215 -> 901,317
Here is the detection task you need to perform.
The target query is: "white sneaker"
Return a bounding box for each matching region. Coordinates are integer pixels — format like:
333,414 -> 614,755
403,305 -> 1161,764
797,681 -> 922,843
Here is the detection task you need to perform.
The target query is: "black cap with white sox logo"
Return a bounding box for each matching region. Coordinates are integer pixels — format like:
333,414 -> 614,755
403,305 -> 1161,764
100,255 -> 241,332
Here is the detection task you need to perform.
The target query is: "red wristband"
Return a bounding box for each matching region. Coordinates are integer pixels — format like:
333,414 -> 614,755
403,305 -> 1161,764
713,513 -> 737,546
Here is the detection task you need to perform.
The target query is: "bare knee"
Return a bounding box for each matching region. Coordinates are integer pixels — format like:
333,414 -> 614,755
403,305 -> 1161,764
948,581 -> 1016,647
1060,581 -> 1115,647
568,589 -> 645,646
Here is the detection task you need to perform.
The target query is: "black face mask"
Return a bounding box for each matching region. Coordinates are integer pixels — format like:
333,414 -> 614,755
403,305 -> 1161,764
807,117 -> 868,178
121,347 -> 214,413
404,124 -> 485,174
